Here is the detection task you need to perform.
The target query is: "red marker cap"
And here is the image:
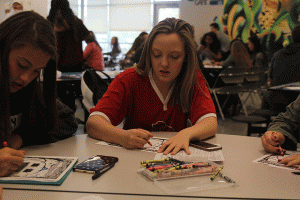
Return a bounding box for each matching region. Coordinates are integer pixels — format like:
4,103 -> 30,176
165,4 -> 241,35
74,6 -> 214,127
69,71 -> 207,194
3,141 -> 8,147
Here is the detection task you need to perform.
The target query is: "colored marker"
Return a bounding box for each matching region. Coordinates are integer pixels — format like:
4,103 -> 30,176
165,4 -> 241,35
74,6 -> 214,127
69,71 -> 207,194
147,164 -> 174,171
141,158 -> 170,164
272,132 -> 285,156
278,146 -> 285,156
3,141 -> 7,147
175,162 -> 211,170
210,165 -> 223,181
148,141 -> 152,146
219,172 -> 235,183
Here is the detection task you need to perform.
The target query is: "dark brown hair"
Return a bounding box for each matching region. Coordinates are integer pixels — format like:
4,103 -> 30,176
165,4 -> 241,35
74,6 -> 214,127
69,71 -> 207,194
0,11 -> 57,144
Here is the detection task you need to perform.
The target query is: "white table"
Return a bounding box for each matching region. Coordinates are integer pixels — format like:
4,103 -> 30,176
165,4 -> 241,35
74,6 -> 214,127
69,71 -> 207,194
2,133 -> 300,199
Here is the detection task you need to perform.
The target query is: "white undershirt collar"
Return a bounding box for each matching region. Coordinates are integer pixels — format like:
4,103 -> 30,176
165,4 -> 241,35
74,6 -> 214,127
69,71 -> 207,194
148,69 -> 175,111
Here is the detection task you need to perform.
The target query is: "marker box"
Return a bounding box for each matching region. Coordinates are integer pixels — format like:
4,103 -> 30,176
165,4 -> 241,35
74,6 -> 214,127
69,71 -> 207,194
139,159 -> 218,180
138,159 -> 237,194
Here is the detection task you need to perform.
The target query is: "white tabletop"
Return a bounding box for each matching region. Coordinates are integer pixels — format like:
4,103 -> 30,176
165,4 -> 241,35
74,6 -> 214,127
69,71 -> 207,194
2,133 -> 300,199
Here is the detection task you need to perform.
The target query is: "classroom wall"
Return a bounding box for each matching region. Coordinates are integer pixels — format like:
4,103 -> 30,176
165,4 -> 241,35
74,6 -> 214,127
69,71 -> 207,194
180,0 -> 223,46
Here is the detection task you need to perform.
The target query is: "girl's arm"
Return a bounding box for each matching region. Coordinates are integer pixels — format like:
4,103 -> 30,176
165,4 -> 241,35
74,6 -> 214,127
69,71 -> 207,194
86,115 -> 153,149
158,116 -> 218,155
83,43 -> 92,59
206,48 -> 222,61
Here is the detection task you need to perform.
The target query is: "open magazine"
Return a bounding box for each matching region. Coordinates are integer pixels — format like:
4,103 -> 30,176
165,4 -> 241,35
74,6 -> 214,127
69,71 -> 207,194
0,156 -> 78,185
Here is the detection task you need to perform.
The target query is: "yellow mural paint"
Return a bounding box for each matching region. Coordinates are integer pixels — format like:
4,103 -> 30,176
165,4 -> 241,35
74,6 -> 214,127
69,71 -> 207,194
232,16 -> 245,39
227,4 -> 238,40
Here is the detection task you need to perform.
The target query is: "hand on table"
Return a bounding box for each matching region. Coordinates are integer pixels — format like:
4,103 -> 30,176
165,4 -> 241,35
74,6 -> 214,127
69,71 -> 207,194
0,147 -> 25,177
278,154 -> 300,169
157,132 -> 191,155
261,131 -> 285,153
121,129 -> 153,149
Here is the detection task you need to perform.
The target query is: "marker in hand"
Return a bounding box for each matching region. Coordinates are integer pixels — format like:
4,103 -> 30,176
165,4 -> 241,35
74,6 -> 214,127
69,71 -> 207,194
272,132 -> 285,156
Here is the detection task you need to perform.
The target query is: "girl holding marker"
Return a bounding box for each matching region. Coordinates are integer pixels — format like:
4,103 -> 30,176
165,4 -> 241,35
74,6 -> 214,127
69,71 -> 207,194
87,18 -> 217,155
0,11 -> 78,177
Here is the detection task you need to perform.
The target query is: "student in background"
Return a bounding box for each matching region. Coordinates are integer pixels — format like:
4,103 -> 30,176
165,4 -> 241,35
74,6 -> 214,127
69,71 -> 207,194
210,23 -> 230,60
47,0 -> 90,72
261,95 -> 300,169
108,37 -> 122,58
0,11 -> 78,177
214,38 -> 253,69
123,32 -> 148,67
83,31 -> 105,71
198,32 -> 222,63
131,32 -> 149,64
247,34 -> 267,68
262,25 -> 300,114
86,18 -> 217,155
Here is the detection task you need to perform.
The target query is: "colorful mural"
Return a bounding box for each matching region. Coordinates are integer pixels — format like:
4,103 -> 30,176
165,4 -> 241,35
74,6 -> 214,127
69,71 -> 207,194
215,0 -> 300,61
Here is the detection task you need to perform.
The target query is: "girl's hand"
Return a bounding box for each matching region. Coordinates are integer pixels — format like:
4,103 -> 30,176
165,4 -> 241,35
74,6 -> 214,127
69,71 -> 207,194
261,131 -> 285,153
157,132 -> 191,155
278,154 -> 300,169
0,147 -> 25,177
120,129 -> 153,149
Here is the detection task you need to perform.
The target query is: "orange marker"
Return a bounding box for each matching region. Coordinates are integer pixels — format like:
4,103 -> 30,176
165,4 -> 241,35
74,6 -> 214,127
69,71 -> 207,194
148,141 -> 152,146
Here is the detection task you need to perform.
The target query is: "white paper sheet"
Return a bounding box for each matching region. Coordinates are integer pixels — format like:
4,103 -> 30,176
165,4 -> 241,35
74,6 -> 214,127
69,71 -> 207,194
154,147 -> 224,162
0,156 -> 78,182
96,137 -> 225,161
253,151 -> 300,170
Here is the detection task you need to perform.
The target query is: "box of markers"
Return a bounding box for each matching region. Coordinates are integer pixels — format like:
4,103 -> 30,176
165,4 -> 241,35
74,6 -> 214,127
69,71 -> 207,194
139,158 -> 218,181
138,158 -> 237,194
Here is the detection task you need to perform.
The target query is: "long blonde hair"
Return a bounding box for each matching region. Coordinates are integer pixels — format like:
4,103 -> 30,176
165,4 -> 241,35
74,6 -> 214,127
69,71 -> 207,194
136,18 -> 204,113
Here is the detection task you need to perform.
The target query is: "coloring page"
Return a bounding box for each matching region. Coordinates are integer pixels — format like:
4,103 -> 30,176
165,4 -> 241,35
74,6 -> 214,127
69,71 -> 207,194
0,156 -> 78,182
97,137 -> 225,161
253,152 -> 300,170
96,137 -> 168,153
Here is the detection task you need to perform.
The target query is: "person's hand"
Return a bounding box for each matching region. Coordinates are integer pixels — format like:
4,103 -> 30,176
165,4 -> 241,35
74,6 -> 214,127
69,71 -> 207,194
8,134 -> 23,149
120,129 -> 153,149
261,131 -> 285,153
0,147 -> 25,177
157,132 -> 191,155
278,154 -> 300,169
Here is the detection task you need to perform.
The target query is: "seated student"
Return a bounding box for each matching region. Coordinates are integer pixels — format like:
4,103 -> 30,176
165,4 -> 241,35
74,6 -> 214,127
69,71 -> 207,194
210,23 -> 230,61
261,95 -> 300,169
83,31 -> 105,71
86,18 -> 217,155
125,32 -> 148,65
214,38 -> 253,69
0,11 -> 78,177
198,32 -> 222,63
247,34 -> 268,68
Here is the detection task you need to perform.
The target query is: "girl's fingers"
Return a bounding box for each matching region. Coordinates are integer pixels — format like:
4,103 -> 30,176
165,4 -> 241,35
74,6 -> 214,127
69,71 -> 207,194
158,141 -> 170,153
170,146 -> 181,155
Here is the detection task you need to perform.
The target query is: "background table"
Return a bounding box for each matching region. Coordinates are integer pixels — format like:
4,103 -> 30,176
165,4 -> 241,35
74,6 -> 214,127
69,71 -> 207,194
268,81 -> 300,92
2,133 -> 300,199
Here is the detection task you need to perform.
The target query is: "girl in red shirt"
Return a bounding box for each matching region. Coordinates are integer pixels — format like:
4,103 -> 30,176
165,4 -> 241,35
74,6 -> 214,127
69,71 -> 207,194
83,31 -> 105,71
